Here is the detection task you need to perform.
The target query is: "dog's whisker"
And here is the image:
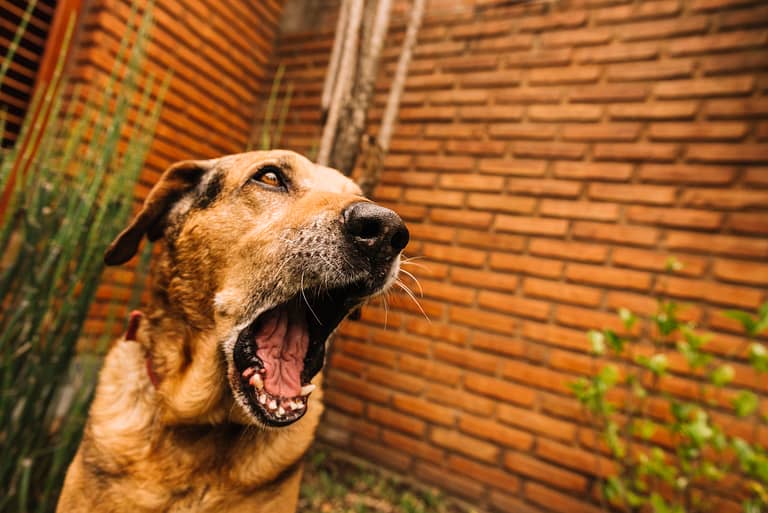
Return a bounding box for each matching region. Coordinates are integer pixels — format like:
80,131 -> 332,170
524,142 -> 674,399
300,271 -> 322,325
394,279 -> 430,323
398,268 -> 423,297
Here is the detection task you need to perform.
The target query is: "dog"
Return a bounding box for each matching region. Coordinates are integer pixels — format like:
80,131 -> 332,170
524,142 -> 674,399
57,150 -> 409,512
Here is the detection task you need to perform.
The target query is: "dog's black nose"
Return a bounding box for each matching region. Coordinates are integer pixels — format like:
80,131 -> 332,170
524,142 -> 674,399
343,202 -> 409,256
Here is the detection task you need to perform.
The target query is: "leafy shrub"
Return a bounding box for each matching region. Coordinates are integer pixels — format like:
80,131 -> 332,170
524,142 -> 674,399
571,259 -> 768,513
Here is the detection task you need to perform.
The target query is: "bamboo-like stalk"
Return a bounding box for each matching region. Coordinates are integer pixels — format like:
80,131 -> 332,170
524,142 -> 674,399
0,2 -> 168,511
320,0 -> 351,114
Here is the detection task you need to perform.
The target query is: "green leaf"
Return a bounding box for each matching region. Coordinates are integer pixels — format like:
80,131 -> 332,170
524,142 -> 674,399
710,364 -> 734,387
599,364 -> 620,387
604,329 -> 624,354
733,390 -> 759,417
665,256 -> 684,273
637,353 -> 668,376
723,309 -> 757,336
588,330 -> 605,355
635,419 -> 657,440
618,307 -> 637,331
749,343 -> 768,373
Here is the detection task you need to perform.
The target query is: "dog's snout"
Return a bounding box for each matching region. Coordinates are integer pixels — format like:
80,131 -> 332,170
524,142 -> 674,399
343,202 -> 409,255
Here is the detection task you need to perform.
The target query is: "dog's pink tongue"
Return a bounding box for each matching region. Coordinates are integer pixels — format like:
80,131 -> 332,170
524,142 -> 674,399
255,304 -> 308,398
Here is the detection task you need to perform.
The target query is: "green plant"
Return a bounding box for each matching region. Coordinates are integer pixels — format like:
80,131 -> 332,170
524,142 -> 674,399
248,63 -> 293,151
0,3 -> 168,511
571,259 -> 768,513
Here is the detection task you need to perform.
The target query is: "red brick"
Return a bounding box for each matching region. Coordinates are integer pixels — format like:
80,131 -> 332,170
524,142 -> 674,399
448,455 -> 521,491
341,340 -> 398,366
382,171 -> 437,187
720,4 -> 768,29
423,243 -> 486,267
654,77 -> 754,99
367,404 -> 425,435
524,277 -> 603,307
609,101 -> 698,120
458,414 -> 533,450
404,74 -> 455,90
472,33 -> 535,52
464,372 -> 535,406
589,182 -> 676,204
506,452 -> 587,492
439,55 -> 498,72
502,359 -> 577,393
408,223 -> 456,243
612,247 -> 707,276
540,28 -> 613,47
639,164 -> 737,184
669,30 -> 767,57
434,342 -> 500,373
540,199 -> 619,221
424,123 -> 485,139
331,353 -> 366,376
414,40 -> 465,57
595,0 -> 680,24
729,213 -> 768,235
574,42 -> 659,63
691,0 -> 755,11
415,154 -> 475,172
439,174 -> 503,191
414,462 -> 485,501
457,229 -> 526,251
567,262 -> 652,290
554,161 -> 633,181
495,215 -> 570,236
478,290 -> 551,320
702,51 -> 768,76
490,252 -> 564,278
607,60 -> 695,81
470,331 -> 526,358
562,123 -> 641,142
381,430 -> 444,465
468,193 -> 536,214
627,205 -> 722,230
681,189 -> 768,209
459,69 -> 524,88
450,305 -> 518,335
428,89 -> 489,105
496,87 -> 562,103
594,142 -> 678,162
432,427 -> 500,462
352,439 -> 411,472
521,321 -> 589,351
324,390 -> 364,415
400,354 -> 462,385
529,238 -> 608,263
405,318 -> 468,345
398,106 -> 455,121
460,105 -> 523,121
536,440 -> 616,480
525,482 -> 603,513
619,16 -> 709,41
529,66 -> 601,84
706,98 -> 768,119
556,305 -> 635,334
513,141 -> 586,160
452,267 -> 519,292
745,168 -> 768,185
649,122 -> 748,141
444,139 -> 506,156
569,84 -> 648,103
573,221 -> 659,246
451,19 -> 513,39
489,123 -> 558,140
431,208 -> 493,229
687,144 -> 768,163
528,104 -> 602,122
405,189 -> 464,207
657,276 -> 764,308
392,394 -> 456,426
490,491 -> 540,513
666,230 -> 768,258
478,158 -> 547,176
371,328 -> 432,356
506,178 -> 581,198
519,10 -> 587,32
714,259 -> 768,286
331,374 -> 391,404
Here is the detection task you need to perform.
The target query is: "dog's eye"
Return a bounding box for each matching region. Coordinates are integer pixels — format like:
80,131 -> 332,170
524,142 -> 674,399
251,166 -> 286,190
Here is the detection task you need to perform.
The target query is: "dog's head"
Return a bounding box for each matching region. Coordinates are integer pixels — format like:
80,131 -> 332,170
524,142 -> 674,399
105,150 -> 408,427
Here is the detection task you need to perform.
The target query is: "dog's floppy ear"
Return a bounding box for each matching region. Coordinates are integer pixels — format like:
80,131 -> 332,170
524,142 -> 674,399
104,159 -> 212,265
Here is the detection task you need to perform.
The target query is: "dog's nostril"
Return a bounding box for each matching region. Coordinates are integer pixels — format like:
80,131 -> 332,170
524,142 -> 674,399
390,226 -> 409,252
356,218 -> 383,240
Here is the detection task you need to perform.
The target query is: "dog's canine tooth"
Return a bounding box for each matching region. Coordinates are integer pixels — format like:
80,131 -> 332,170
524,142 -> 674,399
268,399 -> 277,410
249,374 -> 263,390
258,394 -> 267,405
300,384 -> 316,396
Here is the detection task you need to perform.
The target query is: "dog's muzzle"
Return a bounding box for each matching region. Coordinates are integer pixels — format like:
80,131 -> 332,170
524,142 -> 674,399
343,202 -> 409,261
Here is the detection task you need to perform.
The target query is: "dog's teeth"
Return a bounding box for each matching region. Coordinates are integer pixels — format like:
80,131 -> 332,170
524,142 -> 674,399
258,394 -> 267,405
249,374 -> 263,390
300,384 -> 316,396
268,399 -> 277,410
277,406 -> 285,416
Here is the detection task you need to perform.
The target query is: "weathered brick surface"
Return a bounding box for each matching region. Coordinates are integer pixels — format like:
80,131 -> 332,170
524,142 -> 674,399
264,2 -> 768,512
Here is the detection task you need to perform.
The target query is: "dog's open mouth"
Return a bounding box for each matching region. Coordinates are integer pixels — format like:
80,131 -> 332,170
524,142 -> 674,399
232,281 -> 367,427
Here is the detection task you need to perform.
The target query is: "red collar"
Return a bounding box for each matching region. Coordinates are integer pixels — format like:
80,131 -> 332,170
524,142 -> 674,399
125,310 -> 160,388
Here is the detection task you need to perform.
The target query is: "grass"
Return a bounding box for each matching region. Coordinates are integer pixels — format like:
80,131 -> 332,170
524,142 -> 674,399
299,446 -> 478,513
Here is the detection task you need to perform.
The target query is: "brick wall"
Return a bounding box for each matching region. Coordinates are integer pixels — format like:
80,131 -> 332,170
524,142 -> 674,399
270,1 -> 768,512
73,0 -> 283,337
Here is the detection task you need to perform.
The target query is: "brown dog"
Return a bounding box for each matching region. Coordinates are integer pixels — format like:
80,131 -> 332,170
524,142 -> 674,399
57,150 -> 408,512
